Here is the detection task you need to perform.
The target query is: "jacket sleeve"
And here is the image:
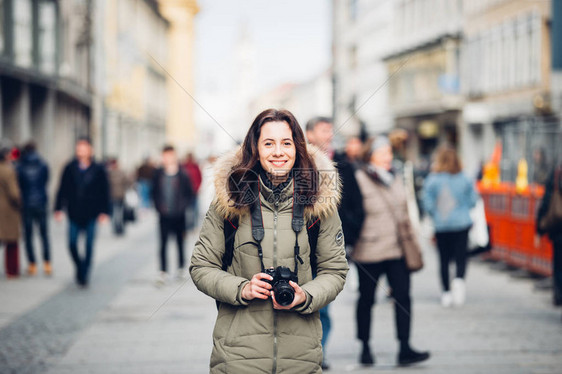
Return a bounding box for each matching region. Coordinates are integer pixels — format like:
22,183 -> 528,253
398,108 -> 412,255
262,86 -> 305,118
189,204 -> 251,306
5,167 -> 21,210
54,165 -> 70,212
422,175 -> 436,217
337,162 -> 364,247
298,212 -> 349,314
466,175 -> 478,209
99,167 -> 111,215
183,171 -> 195,202
151,170 -> 161,213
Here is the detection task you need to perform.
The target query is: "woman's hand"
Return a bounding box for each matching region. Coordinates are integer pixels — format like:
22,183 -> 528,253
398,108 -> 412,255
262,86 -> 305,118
241,273 -> 273,301
271,281 -> 307,310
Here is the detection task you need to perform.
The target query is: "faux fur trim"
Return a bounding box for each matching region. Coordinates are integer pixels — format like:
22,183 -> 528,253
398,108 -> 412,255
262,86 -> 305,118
212,144 -> 342,221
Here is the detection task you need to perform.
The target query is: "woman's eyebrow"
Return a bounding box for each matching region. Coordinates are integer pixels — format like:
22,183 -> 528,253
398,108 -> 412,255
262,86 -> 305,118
261,138 -> 293,142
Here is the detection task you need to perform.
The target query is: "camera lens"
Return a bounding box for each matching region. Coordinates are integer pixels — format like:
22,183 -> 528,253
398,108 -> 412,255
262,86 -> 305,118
274,282 -> 295,306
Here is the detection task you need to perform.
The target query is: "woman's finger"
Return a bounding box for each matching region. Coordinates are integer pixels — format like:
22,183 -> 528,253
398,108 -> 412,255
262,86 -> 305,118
254,280 -> 272,290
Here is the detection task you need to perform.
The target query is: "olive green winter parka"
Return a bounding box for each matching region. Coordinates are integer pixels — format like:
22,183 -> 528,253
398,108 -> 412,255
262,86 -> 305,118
190,145 -> 348,374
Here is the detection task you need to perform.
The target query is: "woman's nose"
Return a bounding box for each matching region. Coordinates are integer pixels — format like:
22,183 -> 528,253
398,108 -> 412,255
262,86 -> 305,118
273,143 -> 283,156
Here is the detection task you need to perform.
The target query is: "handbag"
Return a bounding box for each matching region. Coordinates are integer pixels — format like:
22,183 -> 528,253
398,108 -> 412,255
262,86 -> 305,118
468,197 -> 489,249
539,167 -> 562,232
377,180 -> 424,272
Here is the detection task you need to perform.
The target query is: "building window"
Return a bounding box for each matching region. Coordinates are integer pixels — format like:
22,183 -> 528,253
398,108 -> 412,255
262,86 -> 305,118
529,11 -> 541,85
504,22 -> 515,90
14,0 -> 33,67
38,1 -> 57,74
0,0 -> 5,54
515,16 -> 528,87
349,0 -> 358,21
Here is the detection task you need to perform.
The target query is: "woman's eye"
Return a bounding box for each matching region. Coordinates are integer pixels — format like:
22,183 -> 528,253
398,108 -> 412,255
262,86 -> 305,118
265,142 -> 272,146
284,142 -> 292,146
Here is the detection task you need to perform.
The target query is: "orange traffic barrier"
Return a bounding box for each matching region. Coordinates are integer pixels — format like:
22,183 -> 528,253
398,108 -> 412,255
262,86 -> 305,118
478,182 -> 552,276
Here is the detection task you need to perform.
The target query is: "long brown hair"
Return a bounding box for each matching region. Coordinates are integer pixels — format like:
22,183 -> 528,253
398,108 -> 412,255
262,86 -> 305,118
228,109 -> 318,208
432,146 -> 462,174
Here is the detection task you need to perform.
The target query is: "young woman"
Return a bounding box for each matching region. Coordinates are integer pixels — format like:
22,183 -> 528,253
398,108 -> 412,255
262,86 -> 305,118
190,109 -> 348,373
423,146 -> 477,307
348,136 -> 430,366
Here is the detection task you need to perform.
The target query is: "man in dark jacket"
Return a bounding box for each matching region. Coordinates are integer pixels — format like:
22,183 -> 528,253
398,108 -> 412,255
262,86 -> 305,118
16,142 -> 51,276
536,165 -> 562,306
55,137 -> 110,287
305,117 -> 366,370
152,145 -> 193,285
334,136 -> 366,248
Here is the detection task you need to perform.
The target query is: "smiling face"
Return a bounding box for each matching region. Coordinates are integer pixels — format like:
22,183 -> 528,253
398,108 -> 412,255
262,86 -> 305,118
257,121 -> 296,182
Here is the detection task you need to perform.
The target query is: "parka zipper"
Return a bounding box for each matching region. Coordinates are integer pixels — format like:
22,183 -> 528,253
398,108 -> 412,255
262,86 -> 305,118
272,202 -> 279,374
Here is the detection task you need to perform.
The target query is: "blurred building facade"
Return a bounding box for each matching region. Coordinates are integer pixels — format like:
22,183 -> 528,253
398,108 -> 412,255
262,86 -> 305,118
332,0 -> 560,178
99,0 -> 169,171
461,0 -> 555,177
0,0 -> 199,176
158,0 -> 199,156
384,0 -> 464,165
332,0 -> 394,138
0,0 -> 93,176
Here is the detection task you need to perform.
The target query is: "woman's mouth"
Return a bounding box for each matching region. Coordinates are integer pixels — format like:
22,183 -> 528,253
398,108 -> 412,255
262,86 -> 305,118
269,160 -> 287,167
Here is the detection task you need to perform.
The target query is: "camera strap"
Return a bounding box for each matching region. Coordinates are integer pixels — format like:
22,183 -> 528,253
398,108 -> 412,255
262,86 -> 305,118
248,179 -> 305,275
292,182 -> 305,278
250,181 -> 266,273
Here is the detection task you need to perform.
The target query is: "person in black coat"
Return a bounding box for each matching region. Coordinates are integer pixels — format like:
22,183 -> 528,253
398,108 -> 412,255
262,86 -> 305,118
54,137 -> 110,287
536,164 -> 562,306
334,136 -> 365,249
152,145 -> 194,284
16,142 -> 51,276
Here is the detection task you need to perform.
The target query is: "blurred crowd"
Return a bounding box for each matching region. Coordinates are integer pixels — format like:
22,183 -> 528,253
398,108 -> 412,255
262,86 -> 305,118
1,114 -> 561,369
0,138 -> 205,287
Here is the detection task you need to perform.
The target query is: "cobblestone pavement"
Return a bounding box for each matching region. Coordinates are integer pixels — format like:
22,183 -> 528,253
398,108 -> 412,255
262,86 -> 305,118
1,214 -> 562,374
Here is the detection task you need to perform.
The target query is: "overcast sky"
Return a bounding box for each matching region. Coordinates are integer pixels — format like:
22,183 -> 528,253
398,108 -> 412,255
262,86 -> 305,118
195,0 -> 332,95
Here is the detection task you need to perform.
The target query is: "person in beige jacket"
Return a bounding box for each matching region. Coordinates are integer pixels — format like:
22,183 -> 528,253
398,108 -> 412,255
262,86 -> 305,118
351,136 -> 429,367
0,145 -> 21,278
190,109 -> 348,374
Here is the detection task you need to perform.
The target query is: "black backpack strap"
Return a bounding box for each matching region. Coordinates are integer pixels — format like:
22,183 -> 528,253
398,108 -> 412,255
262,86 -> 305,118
222,217 -> 239,271
307,216 -> 320,276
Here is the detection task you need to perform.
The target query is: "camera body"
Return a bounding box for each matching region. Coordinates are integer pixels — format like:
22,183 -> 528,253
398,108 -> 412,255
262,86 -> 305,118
264,266 -> 299,307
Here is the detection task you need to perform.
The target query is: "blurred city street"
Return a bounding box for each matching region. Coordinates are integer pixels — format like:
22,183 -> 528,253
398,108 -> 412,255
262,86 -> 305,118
1,213 -> 561,374
1,1 -> 562,373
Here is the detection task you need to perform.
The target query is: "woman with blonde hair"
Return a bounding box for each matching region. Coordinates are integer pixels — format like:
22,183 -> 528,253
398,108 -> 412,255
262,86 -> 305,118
423,146 -> 477,307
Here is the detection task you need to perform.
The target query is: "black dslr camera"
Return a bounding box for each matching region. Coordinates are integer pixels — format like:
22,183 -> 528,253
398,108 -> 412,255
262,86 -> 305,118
265,266 -> 299,307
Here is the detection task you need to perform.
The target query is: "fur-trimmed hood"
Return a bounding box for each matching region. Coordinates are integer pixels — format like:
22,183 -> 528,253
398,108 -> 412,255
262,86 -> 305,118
212,144 -> 341,221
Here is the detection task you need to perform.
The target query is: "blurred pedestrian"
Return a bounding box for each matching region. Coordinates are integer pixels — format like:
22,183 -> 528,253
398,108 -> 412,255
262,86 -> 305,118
532,148 -> 550,186
0,144 -> 22,278
349,136 -> 429,366
107,158 -> 131,235
190,109 -> 347,373
423,146 -> 477,307
136,158 -> 155,209
182,152 -> 202,230
305,115 -> 337,370
152,145 -> 194,285
335,136 -> 366,247
342,136 -> 364,167
54,137 -> 110,287
536,164 -> 562,306
334,136 -> 366,294
16,142 -> 51,276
